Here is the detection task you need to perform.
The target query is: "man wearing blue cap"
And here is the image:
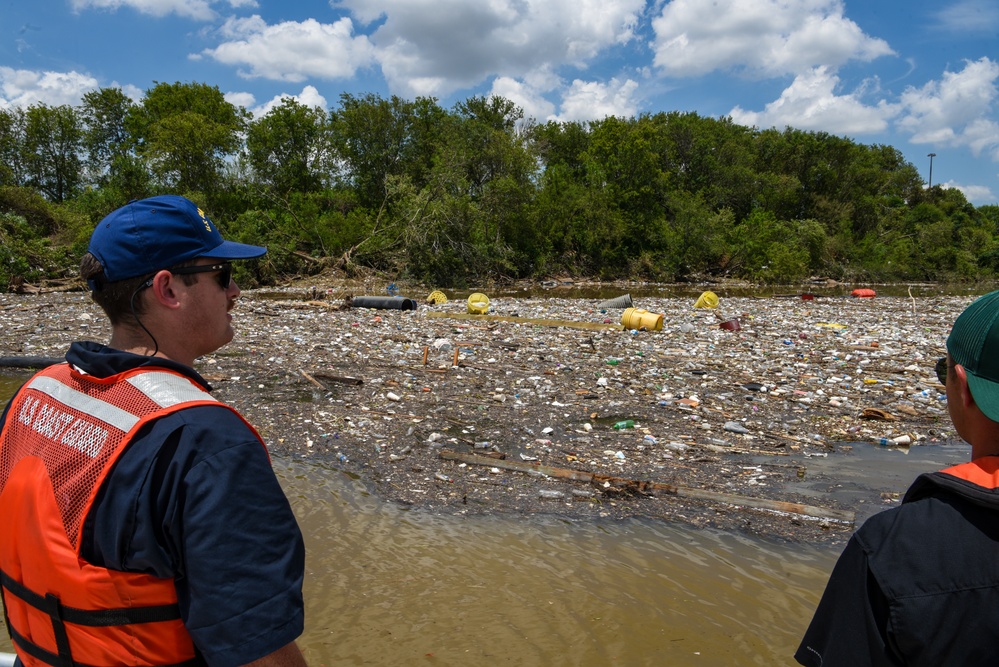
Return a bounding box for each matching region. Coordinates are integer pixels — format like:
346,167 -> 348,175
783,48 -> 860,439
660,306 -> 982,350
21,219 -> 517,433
0,196 -> 307,666
796,290 -> 999,666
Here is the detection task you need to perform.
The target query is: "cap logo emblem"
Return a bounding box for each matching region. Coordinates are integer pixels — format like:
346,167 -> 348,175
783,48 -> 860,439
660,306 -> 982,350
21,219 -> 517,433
197,207 -> 213,233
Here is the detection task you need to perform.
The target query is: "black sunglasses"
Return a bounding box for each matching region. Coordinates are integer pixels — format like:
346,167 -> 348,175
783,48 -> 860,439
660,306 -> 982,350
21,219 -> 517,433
935,357 -> 947,385
141,262 -> 233,290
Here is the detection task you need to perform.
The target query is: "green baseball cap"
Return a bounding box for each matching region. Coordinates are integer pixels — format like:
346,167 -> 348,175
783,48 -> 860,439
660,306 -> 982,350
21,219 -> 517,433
947,290 -> 999,422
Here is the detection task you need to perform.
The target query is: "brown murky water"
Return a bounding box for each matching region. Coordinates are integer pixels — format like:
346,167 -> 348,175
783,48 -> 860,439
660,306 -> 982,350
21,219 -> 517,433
0,372 -> 960,666
280,458 -> 839,666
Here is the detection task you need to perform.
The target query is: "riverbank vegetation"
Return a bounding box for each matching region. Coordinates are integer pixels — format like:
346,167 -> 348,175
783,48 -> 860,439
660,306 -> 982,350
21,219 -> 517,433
2,81 -> 997,290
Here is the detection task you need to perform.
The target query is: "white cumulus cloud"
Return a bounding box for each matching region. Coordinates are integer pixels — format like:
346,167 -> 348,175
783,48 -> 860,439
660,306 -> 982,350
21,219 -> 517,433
201,16 -> 376,82
335,0 -> 645,97
223,91 -> 256,110
488,76 -> 557,124
651,0 -> 893,78
70,0 -> 220,21
556,77 -> 640,122
729,66 -> 894,134
945,181 -> 996,204
933,0 -> 999,35
0,67 -> 99,109
896,57 -> 999,160
249,85 -> 329,118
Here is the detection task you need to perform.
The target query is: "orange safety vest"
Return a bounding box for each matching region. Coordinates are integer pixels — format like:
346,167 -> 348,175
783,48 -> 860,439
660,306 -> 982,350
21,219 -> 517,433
0,363 -> 262,667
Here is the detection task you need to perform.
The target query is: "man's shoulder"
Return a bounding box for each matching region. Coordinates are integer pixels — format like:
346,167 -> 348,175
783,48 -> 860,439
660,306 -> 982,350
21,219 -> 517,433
856,488 -> 981,549
169,401 -> 250,425
858,488 -> 999,592
122,403 -> 263,474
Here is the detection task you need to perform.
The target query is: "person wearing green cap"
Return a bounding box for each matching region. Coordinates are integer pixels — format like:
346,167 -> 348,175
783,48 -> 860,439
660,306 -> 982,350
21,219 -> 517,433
796,290 -> 999,666
0,196 -> 307,666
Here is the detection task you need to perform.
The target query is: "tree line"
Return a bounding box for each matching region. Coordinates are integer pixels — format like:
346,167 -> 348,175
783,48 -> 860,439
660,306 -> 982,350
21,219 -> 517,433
2,80 -> 998,290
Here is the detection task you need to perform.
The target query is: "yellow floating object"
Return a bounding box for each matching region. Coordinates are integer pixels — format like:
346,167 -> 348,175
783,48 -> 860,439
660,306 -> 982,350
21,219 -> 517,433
694,291 -> 719,309
467,292 -> 490,314
816,322 -> 848,330
621,307 -> 664,331
427,290 -> 448,304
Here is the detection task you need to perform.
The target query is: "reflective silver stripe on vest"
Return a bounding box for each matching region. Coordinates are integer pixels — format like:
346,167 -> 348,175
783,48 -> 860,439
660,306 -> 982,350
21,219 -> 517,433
126,372 -> 218,408
26,376 -> 139,434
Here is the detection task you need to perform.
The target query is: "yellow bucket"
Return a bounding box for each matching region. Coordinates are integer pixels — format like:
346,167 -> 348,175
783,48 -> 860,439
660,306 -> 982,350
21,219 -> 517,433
427,290 -> 448,304
694,291 -> 719,309
467,293 -> 490,314
621,307 -> 663,331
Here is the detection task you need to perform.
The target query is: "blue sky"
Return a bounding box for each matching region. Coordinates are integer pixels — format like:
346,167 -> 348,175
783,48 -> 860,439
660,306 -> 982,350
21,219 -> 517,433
2,0 -> 998,205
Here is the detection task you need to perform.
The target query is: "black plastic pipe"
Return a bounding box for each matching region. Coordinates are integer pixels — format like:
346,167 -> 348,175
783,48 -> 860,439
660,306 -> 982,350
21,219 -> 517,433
351,296 -> 418,310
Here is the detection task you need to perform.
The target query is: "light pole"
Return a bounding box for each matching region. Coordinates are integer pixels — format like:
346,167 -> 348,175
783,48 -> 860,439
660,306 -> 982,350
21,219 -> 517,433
927,153 -> 936,189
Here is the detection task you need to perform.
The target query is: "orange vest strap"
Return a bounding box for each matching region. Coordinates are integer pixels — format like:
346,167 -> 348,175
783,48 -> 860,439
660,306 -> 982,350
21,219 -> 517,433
3,567 -> 192,667
1,569 -> 181,626
9,622 -> 201,667
10,624 -> 70,667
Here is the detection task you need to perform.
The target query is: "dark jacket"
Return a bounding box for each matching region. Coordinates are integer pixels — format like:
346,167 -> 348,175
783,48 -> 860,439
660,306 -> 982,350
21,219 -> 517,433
796,457 -> 999,666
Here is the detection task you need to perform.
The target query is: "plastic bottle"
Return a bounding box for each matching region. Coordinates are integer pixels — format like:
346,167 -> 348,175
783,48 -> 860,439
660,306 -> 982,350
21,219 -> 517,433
723,421 -> 750,434
613,420 -> 635,429
606,359 -> 620,366
876,435 -> 912,446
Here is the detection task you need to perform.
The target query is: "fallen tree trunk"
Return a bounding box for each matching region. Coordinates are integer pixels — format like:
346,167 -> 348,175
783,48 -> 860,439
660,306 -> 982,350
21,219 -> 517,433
439,449 -> 854,524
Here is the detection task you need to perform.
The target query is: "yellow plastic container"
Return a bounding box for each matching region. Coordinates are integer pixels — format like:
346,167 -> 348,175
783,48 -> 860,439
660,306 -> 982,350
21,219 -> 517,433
621,307 -> 663,331
694,291 -> 719,309
467,293 -> 490,314
427,290 -> 448,305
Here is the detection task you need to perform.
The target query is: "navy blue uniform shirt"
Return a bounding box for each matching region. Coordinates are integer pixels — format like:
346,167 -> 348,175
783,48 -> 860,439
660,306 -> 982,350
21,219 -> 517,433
0,342 -> 305,666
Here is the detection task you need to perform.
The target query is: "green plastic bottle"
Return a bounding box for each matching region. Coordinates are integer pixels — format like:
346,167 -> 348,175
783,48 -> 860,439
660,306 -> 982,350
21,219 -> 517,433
613,420 -> 635,430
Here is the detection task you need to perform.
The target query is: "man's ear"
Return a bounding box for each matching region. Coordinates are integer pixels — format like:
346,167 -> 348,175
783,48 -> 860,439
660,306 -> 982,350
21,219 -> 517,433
953,364 -> 976,409
148,270 -> 183,309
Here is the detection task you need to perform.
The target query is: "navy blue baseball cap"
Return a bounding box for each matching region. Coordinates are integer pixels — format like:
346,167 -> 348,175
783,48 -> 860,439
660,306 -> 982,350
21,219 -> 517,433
88,195 -> 266,286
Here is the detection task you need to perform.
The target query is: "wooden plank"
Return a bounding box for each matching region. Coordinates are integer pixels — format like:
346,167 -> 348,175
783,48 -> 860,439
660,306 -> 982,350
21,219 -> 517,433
425,311 -> 624,332
439,449 -> 854,524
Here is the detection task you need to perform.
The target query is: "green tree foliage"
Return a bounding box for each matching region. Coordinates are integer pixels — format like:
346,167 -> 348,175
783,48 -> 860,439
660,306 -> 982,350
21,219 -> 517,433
128,81 -> 248,196
22,104 -> 83,202
0,187 -> 91,289
329,93 -> 446,209
80,87 -> 136,186
2,81 -> 999,290
446,95 -> 536,278
246,98 -> 331,194
0,108 -> 28,187
76,87 -> 152,215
